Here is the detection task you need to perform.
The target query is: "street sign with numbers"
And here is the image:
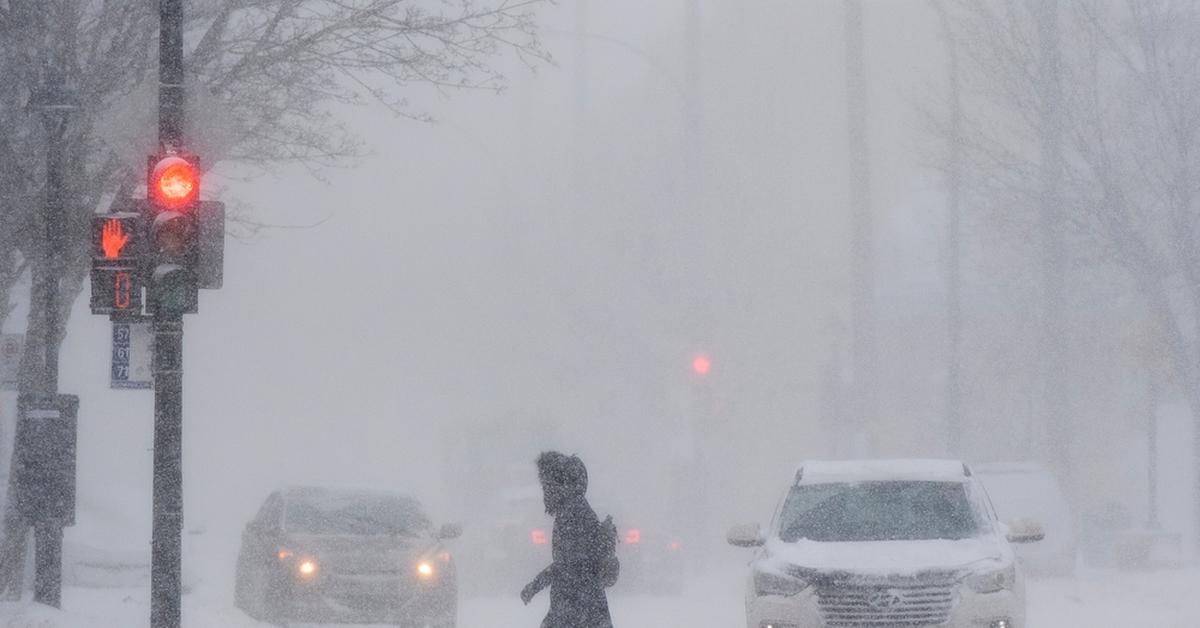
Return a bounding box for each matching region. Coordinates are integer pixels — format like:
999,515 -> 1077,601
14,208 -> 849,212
111,322 -> 153,389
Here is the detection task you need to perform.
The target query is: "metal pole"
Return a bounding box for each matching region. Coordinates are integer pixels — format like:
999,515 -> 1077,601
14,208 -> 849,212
684,0 -> 703,277
1148,373 -> 1160,527
845,0 -> 877,456
30,0 -> 79,605
572,0 -> 588,201
152,2 -> 185,626
159,0 -> 185,151
151,318 -> 183,628
32,526 -> 62,607
30,113 -> 64,603
932,0 -> 964,456
41,111 -> 64,396
1036,0 -> 1071,485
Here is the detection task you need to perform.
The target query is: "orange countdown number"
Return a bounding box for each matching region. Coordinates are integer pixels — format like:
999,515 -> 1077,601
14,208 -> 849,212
114,272 -> 132,310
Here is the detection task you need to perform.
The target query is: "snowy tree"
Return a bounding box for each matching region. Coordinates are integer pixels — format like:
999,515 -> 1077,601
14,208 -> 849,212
936,0 -> 1200,540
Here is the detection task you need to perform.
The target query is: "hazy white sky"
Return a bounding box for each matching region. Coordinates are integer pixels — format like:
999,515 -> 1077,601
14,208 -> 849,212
40,0 -> 974,551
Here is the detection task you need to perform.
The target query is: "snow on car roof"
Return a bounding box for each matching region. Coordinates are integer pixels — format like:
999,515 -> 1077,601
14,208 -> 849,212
797,459 -> 970,484
971,461 -> 1052,475
284,485 -> 421,505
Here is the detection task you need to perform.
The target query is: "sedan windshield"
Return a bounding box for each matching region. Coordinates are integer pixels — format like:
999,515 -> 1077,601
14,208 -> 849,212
779,481 -> 982,543
285,489 -> 431,536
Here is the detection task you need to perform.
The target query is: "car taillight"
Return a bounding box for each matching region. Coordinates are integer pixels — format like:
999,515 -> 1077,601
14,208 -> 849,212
626,529 -> 641,545
531,529 -> 548,545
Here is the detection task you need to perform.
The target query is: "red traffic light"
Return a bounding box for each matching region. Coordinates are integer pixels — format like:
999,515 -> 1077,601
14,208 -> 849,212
692,354 -> 711,376
149,156 -> 199,210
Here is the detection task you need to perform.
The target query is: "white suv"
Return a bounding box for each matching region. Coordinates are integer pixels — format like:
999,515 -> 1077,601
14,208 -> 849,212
728,459 -> 1043,628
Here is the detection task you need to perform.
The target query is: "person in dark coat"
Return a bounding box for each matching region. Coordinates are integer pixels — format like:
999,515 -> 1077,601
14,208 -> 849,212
520,452 -> 614,628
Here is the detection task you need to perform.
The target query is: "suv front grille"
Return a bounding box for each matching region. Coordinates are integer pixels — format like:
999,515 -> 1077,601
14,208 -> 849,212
817,581 -> 957,626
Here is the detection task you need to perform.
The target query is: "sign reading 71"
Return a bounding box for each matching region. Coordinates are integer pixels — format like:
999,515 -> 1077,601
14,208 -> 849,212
89,213 -> 144,316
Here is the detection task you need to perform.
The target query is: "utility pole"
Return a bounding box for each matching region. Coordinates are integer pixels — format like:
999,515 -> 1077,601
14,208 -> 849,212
152,1 -> 185,626
844,0 -> 877,456
31,67 -> 68,605
932,0 -> 964,456
4,1 -> 84,608
1147,372 -> 1160,528
572,0 -> 588,203
1036,0 -> 1070,485
684,0 -> 704,283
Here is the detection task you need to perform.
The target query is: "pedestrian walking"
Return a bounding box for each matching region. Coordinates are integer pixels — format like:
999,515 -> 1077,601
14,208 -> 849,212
520,452 -> 616,628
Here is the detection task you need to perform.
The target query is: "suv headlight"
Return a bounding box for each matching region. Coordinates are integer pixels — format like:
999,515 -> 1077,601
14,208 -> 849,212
964,563 -> 1016,593
754,569 -> 809,597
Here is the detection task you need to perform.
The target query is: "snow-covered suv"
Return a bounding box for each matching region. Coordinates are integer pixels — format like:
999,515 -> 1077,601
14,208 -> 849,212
728,459 -> 1043,628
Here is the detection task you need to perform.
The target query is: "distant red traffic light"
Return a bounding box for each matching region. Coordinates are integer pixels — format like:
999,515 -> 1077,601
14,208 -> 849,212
149,156 -> 199,210
692,354 -> 711,376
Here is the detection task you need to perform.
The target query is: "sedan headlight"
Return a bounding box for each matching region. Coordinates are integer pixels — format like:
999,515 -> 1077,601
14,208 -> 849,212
417,561 -> 436,579
964,563 -> 1015,593
297,559 -> 319,579
754,569 -> 809,597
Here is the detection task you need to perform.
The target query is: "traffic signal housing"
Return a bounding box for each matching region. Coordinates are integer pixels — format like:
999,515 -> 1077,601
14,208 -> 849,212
145,154 -> 201,315
89,212 -> 144,316
89,154 -> 224,319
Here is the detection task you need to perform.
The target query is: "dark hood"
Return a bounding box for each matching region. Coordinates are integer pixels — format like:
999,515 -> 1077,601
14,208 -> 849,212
541,453 -> 589,515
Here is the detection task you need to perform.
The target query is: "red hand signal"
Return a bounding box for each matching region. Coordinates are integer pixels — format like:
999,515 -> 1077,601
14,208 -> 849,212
102,219 -> 130,259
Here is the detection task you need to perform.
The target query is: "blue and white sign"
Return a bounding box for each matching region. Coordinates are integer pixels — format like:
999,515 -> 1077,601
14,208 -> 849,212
111,322 -> 153,390
0,334 -> 23,391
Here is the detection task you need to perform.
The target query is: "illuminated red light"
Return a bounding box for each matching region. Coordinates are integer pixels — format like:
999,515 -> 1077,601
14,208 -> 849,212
150,156 -> 199,210
669,540 -> 681,551
531,529 -> 548,545
626,529 -> 641,545
101,219 -> 130,259
692,354 -> 711,376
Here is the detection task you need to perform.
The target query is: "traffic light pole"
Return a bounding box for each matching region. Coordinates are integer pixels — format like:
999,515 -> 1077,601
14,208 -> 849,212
150,316 -> 183,628
159,0 -> 184,150
152,1 -> 185,627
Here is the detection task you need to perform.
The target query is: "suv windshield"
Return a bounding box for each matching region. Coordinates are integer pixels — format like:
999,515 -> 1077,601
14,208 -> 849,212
285,489 -> 431,536
779,481 -> 982,542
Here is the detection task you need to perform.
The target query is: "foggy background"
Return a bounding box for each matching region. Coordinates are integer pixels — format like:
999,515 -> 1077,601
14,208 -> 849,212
7,0 -> 1190,590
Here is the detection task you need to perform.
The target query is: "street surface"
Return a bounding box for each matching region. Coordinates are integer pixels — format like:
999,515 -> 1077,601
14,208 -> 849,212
0,567 -> 1198,626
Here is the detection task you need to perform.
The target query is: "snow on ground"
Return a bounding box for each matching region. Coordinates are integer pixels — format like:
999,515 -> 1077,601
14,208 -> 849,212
1026,567 -> 1200,627
1,567 -> 1199,626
